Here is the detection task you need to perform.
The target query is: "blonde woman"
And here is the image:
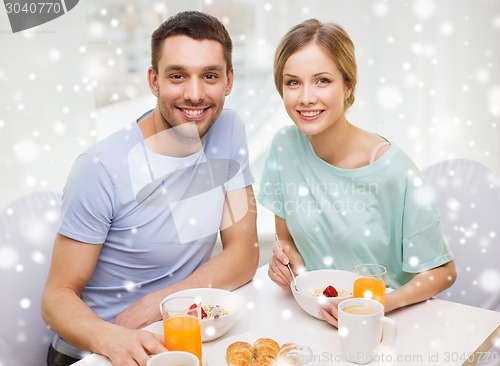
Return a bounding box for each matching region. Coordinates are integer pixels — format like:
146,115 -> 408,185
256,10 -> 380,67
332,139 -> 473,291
258,19 -> 456,326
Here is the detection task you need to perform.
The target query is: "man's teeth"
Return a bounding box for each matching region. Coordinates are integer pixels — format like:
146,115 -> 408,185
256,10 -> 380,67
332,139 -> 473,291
184,109 -> 203,116
300,111 -> 321,117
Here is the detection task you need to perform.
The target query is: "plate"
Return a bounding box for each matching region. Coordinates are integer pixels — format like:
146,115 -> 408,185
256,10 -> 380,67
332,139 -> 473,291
206,332 -> 313,366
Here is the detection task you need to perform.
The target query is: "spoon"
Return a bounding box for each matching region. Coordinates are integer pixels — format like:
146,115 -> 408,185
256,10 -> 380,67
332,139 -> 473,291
275,232 -> 298,292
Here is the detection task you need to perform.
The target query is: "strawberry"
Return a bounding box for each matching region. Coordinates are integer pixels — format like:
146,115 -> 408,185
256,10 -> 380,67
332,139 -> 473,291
189,303 -> 207,319
323,285 -> 338,297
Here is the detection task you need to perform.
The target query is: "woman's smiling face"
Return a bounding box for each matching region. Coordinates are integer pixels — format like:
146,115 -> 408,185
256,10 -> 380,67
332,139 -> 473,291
282,42 -> 352,137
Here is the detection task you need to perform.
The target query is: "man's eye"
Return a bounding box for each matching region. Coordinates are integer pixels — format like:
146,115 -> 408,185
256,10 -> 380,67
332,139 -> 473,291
205,74 -> 218,80
170,74 -> 184,80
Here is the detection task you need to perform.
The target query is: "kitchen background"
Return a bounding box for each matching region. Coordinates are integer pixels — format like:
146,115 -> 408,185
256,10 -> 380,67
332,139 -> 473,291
1,0 -> 499,242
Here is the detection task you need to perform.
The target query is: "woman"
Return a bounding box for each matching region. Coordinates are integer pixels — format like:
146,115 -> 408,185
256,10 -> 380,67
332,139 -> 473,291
257,19 -> 456,326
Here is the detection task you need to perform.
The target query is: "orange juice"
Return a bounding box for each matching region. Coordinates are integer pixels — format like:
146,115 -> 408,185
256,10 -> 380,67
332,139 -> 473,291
353,277 -> 386,305
163,315 -> 202,363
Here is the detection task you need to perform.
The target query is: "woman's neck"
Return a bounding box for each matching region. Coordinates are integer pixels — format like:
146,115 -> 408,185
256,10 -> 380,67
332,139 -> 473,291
307,117 -> 358,167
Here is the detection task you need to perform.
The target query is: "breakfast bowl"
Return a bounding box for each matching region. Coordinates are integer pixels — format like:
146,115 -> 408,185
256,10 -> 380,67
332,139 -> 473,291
291,269 -> 362,319
160,288 -> 243,342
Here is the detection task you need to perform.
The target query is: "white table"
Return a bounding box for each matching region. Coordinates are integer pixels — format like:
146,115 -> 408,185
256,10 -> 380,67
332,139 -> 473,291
73,265 -> 500,365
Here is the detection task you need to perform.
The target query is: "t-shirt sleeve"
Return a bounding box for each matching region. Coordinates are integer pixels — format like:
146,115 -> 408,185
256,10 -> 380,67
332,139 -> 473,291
401,168 -> 453,273
224,111 -> 254,191
59,153 -> 115,244
257,136 -> 286,220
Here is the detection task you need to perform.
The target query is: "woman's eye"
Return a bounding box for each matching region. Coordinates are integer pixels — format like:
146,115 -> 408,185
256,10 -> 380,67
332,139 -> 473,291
285,80 -> 299,86
317,78 -> 331,84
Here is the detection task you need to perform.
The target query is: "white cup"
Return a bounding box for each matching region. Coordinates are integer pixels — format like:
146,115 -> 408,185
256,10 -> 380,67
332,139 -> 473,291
147,351 -> 200,366
338,298 -> 397,364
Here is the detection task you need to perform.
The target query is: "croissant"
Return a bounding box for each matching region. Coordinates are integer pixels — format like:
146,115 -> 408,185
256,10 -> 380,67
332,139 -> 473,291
253,338 -> 280,366
280,343 -> 295,351
226,341 -> 254,366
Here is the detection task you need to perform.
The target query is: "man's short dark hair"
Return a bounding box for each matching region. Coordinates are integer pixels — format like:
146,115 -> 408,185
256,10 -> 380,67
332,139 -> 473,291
151,11 -> 233,74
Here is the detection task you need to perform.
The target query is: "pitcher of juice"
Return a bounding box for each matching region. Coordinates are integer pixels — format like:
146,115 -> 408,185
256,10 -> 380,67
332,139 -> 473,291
353,264 -> 387,306
160,296 -> 202,364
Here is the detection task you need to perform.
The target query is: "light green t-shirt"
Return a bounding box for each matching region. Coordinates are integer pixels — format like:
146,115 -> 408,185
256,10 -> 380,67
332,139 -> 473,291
257,126 -> 453,289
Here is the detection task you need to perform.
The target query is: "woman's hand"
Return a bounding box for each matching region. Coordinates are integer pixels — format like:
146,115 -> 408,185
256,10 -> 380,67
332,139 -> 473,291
268,241 -> 304,292
268,217 -> 305,291
319,302 -> 340,328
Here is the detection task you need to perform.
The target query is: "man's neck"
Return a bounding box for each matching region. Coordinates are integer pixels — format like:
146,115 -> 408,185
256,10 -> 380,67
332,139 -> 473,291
138,108 -> 203,157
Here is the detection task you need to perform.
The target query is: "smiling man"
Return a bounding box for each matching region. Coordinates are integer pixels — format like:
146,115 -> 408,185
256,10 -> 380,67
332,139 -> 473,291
42,11 -> 258,366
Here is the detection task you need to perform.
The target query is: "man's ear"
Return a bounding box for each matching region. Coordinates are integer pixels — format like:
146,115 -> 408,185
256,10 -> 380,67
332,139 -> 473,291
225,68 -> 234,96
147,66 -> 159,97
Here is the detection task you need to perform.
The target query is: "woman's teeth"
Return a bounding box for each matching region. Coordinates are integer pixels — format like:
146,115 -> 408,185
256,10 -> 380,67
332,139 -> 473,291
300,111 -> 320,117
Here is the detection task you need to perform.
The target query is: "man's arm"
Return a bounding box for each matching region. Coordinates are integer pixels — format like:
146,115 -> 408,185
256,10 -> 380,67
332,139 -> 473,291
41,234 -> 166,365
113,186 -> 259,329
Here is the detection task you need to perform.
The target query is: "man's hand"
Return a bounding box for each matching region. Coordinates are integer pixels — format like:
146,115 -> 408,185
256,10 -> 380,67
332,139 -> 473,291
113,292 -> 164,330
100,327 -> 167,366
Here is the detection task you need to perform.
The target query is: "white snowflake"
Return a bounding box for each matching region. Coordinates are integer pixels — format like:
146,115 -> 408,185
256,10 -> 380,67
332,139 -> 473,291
377,85 -> 403,109
440,22 -> 454,36
13,139 -> 38,162
205,326 -> 216,337
0,246 -> 18,269
338,326 -> 349,337
124,281 -> 138,292
323,256 -> 334,266
20,298 -> 31,309
487,86 -> 500,117
409,256 -> 420,267
298,186 -> 309,197
479,269 -> 500,293
281,309 -> 292,320
413,0 -> 436,19
31,250 -> 45,264
413,185 -> 436,207
48,48 -> 61,62
373,2 -> 389,17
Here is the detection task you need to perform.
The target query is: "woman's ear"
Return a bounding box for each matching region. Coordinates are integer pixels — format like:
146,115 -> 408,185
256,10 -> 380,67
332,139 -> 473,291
344,83 -> 353,101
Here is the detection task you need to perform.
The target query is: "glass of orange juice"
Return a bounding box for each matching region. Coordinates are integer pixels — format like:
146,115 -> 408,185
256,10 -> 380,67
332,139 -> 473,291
160,296 -> 202,364
353,264 -> 387,306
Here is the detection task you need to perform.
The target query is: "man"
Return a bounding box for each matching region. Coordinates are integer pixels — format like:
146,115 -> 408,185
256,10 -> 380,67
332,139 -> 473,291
42,11 -> 258,366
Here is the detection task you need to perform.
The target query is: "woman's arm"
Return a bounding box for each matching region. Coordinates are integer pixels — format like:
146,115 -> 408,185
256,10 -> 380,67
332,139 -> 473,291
320,260 -> 457,327
385,260 -> 457,312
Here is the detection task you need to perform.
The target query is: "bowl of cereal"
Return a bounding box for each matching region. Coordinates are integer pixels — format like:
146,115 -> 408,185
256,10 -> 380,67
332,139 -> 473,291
291,269 -> 362,319
160,288 -> 242,342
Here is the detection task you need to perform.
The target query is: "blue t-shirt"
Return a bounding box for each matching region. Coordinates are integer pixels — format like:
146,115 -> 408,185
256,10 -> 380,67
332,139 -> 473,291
55,109 -> 253,357
258,126 -> 452,289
